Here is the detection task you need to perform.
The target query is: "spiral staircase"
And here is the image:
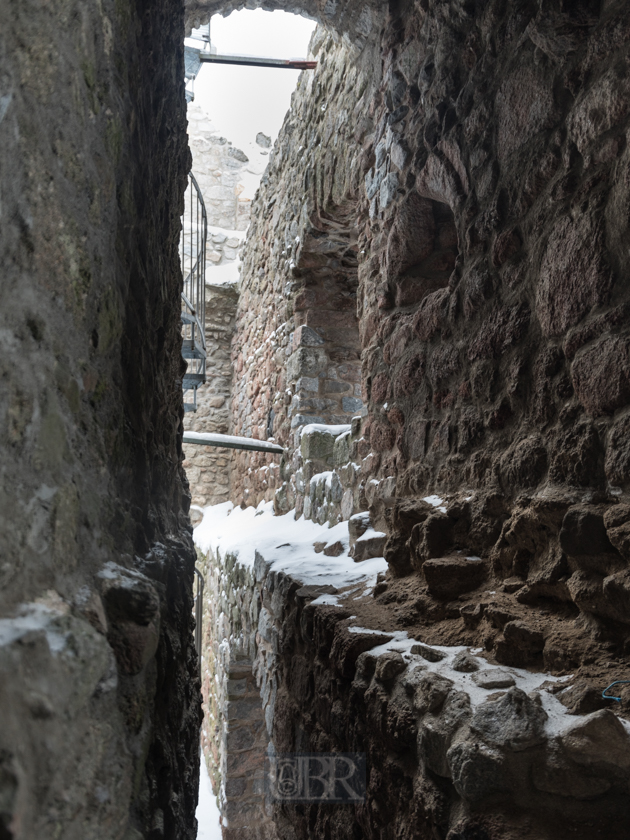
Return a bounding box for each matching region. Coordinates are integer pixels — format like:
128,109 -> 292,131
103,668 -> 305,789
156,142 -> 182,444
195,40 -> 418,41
180,171 -> 207,412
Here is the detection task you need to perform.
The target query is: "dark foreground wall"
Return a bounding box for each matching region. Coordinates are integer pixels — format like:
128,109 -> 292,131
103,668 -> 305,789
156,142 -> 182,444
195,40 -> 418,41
0,1 -> 200,838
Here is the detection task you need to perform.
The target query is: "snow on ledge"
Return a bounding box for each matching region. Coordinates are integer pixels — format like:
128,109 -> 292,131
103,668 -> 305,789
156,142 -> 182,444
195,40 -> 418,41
300,423 -> 351,438
192,502 -> 630,744
193,500 -> 386,591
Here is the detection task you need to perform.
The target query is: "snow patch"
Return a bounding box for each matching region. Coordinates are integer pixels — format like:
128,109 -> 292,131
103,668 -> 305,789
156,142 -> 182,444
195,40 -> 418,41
423,495 -> 447,514
349,628 -> 576,736
194,501 -> 386,591
196,754 -> 222,840
300,423 -> 351,438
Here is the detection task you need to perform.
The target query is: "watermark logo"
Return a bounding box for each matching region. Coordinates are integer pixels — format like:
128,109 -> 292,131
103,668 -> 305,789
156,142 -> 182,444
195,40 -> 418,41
267,753 -> 366,803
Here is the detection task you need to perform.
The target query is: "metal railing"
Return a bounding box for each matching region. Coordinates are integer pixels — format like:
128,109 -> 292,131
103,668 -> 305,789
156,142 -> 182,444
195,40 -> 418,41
194,567 -> 205,680
181,172 -> 207,412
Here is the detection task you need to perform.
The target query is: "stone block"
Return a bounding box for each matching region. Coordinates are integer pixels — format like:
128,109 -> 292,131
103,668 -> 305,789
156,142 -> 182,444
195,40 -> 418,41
301,429 -> 335,463
451,652 -> 479,673
423,556 -> 488,600
410,643 -> 445,663
348,511 -> 371,544
351,531 -> 387,562
604,504 -> 630,560
375,651 -> 407,682
560,709 -> 630,769
293,325 -> 324,349
448,742 -> 507,802
419,691 -> 471,778
287,346 -> 328,382
296,376 -> 319,393
333,431 -> 351,466
472,670 -> 515,690
342,396 -> 363,413
470,687 -> 547,751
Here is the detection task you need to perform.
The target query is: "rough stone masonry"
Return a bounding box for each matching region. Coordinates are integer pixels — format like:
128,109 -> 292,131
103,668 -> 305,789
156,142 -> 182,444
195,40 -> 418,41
190,0 -> 630,838
3,0 -> 630,839
0,1 -> 200,838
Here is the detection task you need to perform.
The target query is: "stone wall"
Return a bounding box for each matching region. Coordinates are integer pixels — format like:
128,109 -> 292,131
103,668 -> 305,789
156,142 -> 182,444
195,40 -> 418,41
184,282 -> 239,510
195,3 -> 630,836
0,1 -> 200,838
225,1 -> 630,697
183,102 -> 277,508
197,540 -> 278,840
228,29 -> 379,508
186,101 -> 253,233
182,103 -> 246,510
197,511 -> 630,840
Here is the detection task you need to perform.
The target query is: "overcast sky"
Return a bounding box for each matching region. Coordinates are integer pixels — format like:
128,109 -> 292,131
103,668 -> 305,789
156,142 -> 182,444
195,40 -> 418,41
191,10 -> 317,151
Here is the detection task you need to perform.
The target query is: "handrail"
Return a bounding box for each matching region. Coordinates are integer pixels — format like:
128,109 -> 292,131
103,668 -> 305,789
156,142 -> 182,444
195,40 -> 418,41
181,290 -> 196,316
181,171 -> 208,410
194,567 -> 205,681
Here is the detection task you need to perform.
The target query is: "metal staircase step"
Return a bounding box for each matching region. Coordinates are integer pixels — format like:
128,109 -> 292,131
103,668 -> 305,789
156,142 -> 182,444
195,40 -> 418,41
183,373 -> 205,389
182,339 -> 206,360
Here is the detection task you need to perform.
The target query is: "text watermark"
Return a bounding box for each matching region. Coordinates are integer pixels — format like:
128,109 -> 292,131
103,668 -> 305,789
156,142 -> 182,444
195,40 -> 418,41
267,753 -> 366,803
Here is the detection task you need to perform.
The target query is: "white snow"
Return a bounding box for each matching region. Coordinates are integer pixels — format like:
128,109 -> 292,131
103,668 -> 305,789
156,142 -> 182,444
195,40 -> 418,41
346,627 -> 580,737
300,423 -> 351,438
196,754 -> 222,840
194,500 -> 387,591
193,498 -> 604,779
423,495 -> 447,514
206,261 -> 241,286
355,528 -> 386,544
0,602 -> 68,654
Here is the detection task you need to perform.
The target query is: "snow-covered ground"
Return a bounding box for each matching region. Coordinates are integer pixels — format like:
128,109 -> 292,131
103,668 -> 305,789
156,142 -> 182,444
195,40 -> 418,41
194,500 -> 387,592
196,755 -> 222,840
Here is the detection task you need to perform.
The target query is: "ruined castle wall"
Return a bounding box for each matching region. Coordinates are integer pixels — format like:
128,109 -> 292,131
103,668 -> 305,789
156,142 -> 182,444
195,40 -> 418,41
190,3 -> 630,838
197,507 -> 630,840
183,104 -> 276,509
182,105 -> 246,510
229,30 -> 380,508
184,281 -> 238,509
230,1 -> 630,651
0,2 -> 200,838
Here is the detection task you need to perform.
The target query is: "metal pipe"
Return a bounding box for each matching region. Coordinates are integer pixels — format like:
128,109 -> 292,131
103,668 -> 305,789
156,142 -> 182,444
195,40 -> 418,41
199,53 -> 316,70
183,431 -> 284,454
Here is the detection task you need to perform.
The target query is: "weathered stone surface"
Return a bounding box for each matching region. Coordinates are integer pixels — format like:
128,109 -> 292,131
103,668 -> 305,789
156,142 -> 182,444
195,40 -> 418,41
603,505 -> 630,560
560,506 -> 615,557
423,556 -> 488,600
191,4 -> 630,838
183,282 -> 239,506
411,643 -> 446,663
451,652 -> 479,673
572,337 -> 630,416
536,215 -> 612,338
419,691 -> 471,777
0,0 -> 202,834
301,429 -> 336,463
472,670 -> 516,690
448,741 -> 508,802
558,681 -> 609,716
351,531 -> 387,562
348,511 -> 371,544
560,710 -> 630,770
470,688 -> 547,752
374,651 -> 407,682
